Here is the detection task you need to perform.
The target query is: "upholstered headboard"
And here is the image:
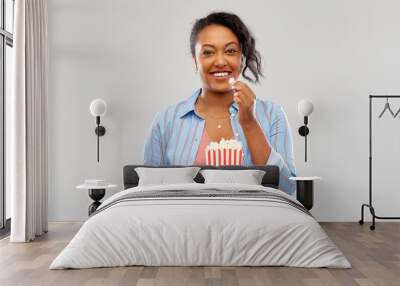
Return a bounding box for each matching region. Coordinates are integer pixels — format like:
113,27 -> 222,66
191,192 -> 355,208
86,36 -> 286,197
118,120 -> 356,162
123,165 -> 280,190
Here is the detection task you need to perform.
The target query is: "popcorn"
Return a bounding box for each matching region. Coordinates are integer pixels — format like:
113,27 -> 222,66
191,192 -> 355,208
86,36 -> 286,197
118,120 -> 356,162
205,138 -> 244,166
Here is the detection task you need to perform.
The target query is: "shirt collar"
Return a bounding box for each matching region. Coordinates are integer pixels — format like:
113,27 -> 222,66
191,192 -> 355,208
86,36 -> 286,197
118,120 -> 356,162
178,88 -> 239,118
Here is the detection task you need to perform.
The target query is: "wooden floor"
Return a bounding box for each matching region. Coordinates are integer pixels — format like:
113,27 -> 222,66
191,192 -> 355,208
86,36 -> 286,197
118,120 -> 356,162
0,222 -> 399,286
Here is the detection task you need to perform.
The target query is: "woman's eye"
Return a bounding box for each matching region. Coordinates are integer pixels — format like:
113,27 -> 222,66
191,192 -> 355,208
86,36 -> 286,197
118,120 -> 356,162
202,50 -> 214,55
226,49 -> 238,54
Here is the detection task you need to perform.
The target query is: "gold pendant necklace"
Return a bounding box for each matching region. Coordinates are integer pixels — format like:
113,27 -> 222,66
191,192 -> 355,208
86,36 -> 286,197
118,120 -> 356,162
205,114 -> 230,129
196,97 -> 231,129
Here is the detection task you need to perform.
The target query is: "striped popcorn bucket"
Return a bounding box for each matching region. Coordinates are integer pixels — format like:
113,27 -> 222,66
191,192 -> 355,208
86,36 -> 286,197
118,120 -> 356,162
206,148 -> 244,166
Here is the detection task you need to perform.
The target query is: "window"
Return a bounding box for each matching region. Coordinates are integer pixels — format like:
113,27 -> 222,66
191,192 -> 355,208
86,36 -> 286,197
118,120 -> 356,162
0,0 -> 14,234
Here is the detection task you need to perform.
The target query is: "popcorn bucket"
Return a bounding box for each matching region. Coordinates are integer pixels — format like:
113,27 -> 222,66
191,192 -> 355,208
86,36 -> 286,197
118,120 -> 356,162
205,139 -> 244,166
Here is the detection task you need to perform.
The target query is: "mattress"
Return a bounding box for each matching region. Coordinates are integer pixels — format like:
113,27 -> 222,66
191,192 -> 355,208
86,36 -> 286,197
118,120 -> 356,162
50,183 -> 351,269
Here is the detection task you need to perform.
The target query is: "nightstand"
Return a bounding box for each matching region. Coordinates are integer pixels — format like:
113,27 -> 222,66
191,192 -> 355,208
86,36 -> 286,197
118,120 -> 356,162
76,181 -> 117,215
289,177 -> 321,210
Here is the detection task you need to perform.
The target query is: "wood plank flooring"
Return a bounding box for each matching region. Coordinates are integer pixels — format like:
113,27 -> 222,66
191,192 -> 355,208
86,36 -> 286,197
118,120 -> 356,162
0,222 -> 399,286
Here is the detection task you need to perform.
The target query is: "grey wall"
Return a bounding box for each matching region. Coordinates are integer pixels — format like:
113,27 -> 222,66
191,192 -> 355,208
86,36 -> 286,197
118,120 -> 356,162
48,0 -> 400,221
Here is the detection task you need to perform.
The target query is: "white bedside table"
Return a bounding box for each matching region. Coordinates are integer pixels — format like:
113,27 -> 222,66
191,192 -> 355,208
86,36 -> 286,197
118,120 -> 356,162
289,177 -> 321,210
76,181 -> 117,215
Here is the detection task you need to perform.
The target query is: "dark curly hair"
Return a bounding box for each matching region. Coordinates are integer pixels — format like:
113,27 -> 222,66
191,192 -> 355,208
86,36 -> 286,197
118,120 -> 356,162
190,11 -> 263,83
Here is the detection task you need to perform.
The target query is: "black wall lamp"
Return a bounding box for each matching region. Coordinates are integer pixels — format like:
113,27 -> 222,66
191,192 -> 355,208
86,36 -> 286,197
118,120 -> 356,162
89,99 -> 107,162
297,99 -> 314,162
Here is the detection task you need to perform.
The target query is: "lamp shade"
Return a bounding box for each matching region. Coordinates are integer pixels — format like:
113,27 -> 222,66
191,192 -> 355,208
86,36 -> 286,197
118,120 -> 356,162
89,99 -> 107,117
297,99 -> 314,116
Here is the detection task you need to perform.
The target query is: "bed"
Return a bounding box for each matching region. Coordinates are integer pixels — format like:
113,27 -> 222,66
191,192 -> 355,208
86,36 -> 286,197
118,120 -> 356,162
50,165 -> 350,269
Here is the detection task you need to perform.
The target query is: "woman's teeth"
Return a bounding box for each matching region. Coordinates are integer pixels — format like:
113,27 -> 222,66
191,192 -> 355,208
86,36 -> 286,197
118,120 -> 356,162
212,72 -> 229,77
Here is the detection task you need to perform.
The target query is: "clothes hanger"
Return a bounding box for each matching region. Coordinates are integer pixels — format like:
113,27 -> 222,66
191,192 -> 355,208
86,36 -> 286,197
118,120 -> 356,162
393,106 -> 400,118
378,97 -> 395,118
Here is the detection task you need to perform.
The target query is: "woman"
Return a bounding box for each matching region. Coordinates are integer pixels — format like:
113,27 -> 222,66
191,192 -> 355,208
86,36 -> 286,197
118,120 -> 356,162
144,12 -> 296,195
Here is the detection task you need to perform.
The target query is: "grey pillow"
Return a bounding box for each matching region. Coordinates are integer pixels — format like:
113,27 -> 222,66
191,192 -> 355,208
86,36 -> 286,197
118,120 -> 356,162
200,169 -> 266,185
135,167 -> 201,186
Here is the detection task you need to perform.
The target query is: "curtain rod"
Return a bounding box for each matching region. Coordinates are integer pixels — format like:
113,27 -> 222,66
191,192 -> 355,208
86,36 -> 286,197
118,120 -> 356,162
369,95 -> 400,98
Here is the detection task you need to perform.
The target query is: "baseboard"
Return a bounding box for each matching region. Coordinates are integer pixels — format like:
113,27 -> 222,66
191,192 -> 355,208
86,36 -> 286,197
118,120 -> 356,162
48,220 -> 86,223
0,218 -> 11,239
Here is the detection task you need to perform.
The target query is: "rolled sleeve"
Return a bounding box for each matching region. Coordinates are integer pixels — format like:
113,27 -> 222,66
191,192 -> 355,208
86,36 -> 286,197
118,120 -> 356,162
143,112 -> 163,165
267,148 -> 296,195
266,105 -> 297,195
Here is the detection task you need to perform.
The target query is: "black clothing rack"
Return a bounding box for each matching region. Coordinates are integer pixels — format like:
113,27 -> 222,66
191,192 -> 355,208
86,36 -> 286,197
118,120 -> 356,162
359,95 -> 400,230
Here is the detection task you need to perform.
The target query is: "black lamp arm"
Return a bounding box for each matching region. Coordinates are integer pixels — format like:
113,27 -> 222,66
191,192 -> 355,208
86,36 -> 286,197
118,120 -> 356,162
94,116 -> 106,162
298,116 -> 310,162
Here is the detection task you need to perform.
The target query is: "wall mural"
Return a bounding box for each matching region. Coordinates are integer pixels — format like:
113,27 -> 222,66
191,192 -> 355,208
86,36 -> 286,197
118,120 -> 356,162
143,12 -> 296,195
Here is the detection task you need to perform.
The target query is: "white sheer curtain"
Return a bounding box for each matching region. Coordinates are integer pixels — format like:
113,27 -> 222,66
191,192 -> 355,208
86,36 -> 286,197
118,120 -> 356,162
9,0 -> 48,242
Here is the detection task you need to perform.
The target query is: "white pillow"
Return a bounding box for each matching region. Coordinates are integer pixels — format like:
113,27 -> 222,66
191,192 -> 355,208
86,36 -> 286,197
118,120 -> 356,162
200,169 -> 266,185
135,167 -> 200,186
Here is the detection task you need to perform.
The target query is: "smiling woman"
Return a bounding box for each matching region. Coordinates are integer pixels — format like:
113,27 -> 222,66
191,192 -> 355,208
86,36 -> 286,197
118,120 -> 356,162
143,12 -> 297,195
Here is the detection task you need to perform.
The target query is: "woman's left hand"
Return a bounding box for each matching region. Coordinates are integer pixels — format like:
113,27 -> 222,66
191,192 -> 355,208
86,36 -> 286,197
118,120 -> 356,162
231,80 -> 257,126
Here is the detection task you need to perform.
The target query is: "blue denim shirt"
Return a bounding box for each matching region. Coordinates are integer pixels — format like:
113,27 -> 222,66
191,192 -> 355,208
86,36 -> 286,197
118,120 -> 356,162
143,88 -> 297,195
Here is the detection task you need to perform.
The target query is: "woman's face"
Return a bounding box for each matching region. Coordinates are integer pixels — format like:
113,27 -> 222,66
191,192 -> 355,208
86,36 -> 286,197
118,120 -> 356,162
194,24 -> 242,93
